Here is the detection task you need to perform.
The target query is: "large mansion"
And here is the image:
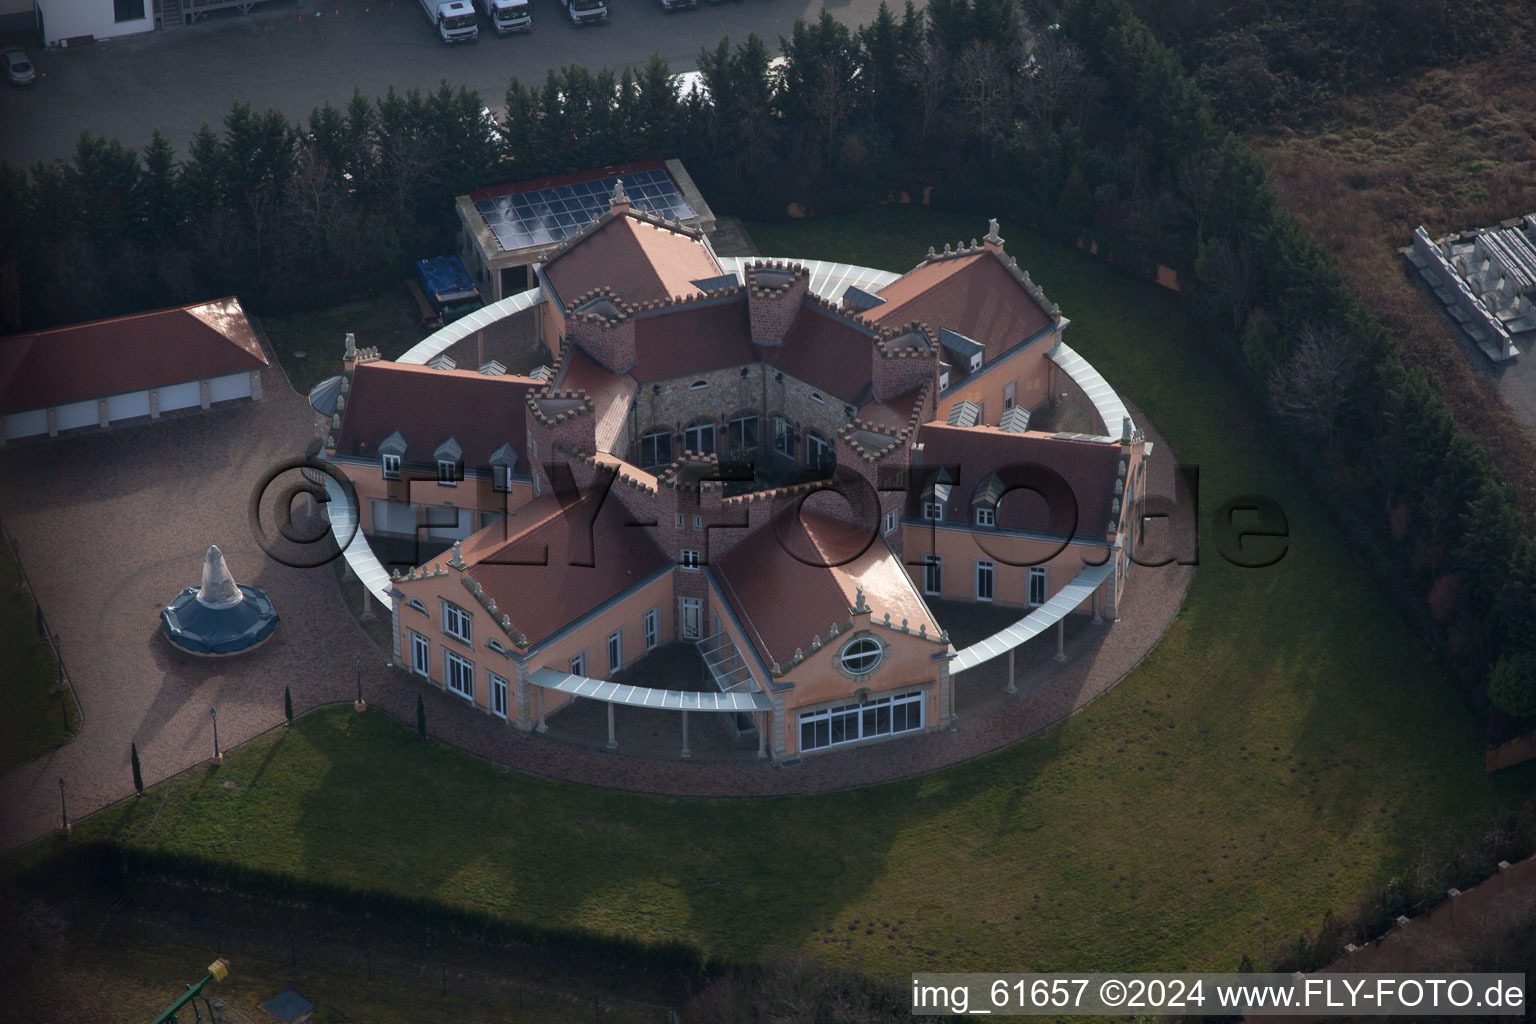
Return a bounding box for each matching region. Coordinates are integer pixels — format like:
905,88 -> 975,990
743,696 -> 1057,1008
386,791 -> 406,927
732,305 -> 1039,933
320,189 -> 1150,760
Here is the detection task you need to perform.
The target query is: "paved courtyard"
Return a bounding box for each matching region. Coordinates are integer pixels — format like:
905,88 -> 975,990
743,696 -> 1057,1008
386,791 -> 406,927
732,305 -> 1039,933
0,354 -> 1192,848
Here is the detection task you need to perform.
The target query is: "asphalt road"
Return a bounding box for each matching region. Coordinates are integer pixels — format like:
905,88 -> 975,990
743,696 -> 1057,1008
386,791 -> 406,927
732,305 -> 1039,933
0,0 -> 909,166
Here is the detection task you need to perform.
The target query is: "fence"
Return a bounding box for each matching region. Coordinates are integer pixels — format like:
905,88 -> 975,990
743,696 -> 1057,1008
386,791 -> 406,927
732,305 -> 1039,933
0,512 -> 82,743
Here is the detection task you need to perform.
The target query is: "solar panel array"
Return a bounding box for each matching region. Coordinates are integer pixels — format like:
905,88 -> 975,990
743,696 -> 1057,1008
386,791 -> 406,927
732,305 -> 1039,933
474,167 -> 696,252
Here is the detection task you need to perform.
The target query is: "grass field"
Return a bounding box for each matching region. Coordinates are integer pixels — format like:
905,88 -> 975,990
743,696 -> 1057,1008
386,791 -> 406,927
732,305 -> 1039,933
0,542 -> 77,774
43,208 -> 1536,974
258,292 -> 427,395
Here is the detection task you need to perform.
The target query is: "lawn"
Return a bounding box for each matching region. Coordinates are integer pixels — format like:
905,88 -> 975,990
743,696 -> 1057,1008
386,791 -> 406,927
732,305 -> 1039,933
0,541 -> 77,774
43,208 -> 1536,974
258,292 -> 429,395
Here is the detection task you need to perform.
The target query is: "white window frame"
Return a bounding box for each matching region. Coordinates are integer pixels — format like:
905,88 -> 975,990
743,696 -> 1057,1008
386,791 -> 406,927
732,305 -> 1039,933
490,672 -> 509,719
680,549 -> 700,570
640,429 -> 672,468
693,515 -> 702,530
1028,566 -> 1048,607
798,690 -> 924,752
924,502 -> 944,521
773,416 -> 793,456
883,509 -> 897,534
382,453 -> 401,480
838,636 -> 883,677
923,555 -> 943,596
680,598 -> 702,640
437,459 -> 458,486
492,464 -> 512,492
644,607 -> 659,651
806,432 -> 830,469
607,630 -> 623,674
441,600 -> 472,645
570,651 -> 587,677
676,512 -> 685,529
1003,381 -> 1016,410
444,649 -> 474,701
410,631 -> 430,677
975,559 -> 995,602
684,421 -> 715,455
975,507 -> 995,527
729,414 -> 758,450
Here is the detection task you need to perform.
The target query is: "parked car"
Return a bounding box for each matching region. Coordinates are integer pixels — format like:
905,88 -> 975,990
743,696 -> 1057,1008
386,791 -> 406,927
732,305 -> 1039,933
3,49 -> 35,86
657,0 -> 698,10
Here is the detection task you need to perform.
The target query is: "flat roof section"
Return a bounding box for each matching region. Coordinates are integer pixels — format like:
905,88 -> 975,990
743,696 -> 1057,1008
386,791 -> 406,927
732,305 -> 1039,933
473,165 -> 694,253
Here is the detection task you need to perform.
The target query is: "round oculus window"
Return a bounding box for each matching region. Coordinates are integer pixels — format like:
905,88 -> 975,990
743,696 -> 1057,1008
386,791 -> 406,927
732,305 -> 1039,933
839,636 -> 883,676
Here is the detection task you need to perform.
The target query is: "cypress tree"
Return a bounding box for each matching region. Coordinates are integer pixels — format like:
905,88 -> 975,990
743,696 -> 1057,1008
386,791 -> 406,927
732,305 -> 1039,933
131,742 -> 144,796
416,695 -> 427,740
284,685 -> 294,726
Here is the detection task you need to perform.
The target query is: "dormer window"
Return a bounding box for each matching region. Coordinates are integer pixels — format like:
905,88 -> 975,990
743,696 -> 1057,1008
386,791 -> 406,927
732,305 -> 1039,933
924,502 -> 945,521
434,436 -> 463,487
489,442 -> 517,493
379,430 -> 408,480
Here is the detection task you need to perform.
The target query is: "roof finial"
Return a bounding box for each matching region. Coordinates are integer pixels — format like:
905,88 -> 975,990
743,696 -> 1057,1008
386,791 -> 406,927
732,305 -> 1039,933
1121,416 -> 1133,443
611,178 -> 628,208
449,540 -> 466,569
344,332 -> 356,360
987,217 -> 1000,243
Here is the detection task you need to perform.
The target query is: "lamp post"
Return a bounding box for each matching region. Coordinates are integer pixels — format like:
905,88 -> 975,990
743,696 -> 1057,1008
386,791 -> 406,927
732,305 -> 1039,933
58,777 -> 69,834
354,652 -> 366,713
210,705 -> 222,764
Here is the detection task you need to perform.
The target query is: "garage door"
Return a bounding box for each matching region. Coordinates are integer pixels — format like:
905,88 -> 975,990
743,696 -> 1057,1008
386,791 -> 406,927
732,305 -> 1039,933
370,499 -> 419,536
55,400 -> 97,431
107,391 -> 151,422
4,409 -> 47,440
159,381 -> 201,412
209,372 -> 251,404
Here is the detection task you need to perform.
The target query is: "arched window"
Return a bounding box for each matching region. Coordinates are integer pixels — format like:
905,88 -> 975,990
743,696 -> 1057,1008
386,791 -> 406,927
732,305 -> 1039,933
806,431 -> 832,470
640,429 -> 672,468
689,380 -> 709,390
684,420 -> 716,455
839,636 -> 883,677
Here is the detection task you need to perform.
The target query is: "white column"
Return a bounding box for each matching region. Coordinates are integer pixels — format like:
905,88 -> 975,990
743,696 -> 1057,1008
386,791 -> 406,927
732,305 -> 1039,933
680,709 -> 690,759
1092,585 -> 1103,625
1054,619 -> 1066,662
606,703 -> 617,751
1005,648 -> 1017,695
757,710 -> 767,759
536,688 -> 547,733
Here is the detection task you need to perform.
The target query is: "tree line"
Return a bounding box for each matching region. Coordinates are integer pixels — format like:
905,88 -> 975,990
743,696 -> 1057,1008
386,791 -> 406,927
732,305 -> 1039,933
0,0 -> 1530,719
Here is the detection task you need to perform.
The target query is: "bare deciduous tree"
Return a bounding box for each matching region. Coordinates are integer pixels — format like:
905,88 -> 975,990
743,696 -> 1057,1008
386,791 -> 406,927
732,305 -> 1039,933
1267,322 -> 1364,448
900,39 -> 950,146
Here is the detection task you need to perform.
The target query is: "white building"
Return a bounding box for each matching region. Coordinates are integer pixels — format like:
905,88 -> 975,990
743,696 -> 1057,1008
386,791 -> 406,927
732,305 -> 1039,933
0,296 -> 269,444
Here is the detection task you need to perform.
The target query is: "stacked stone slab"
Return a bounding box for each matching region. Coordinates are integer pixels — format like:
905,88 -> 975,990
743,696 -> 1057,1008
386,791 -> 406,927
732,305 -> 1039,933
1409,219 -> 1536,362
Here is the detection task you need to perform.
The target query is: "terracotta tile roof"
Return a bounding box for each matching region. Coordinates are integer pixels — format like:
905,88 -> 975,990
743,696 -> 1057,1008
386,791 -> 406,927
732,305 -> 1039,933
0,297 -> 268,415
335,361 -> 539,473
542,212 -> 721,308
912,423 -> 1121,538
631,297 -> 756,383
462,489 -> 669,650
871,252 -> 1054,363
714,507 -> 938,669
557,347 -> 636,453
763,303 -> 876,404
